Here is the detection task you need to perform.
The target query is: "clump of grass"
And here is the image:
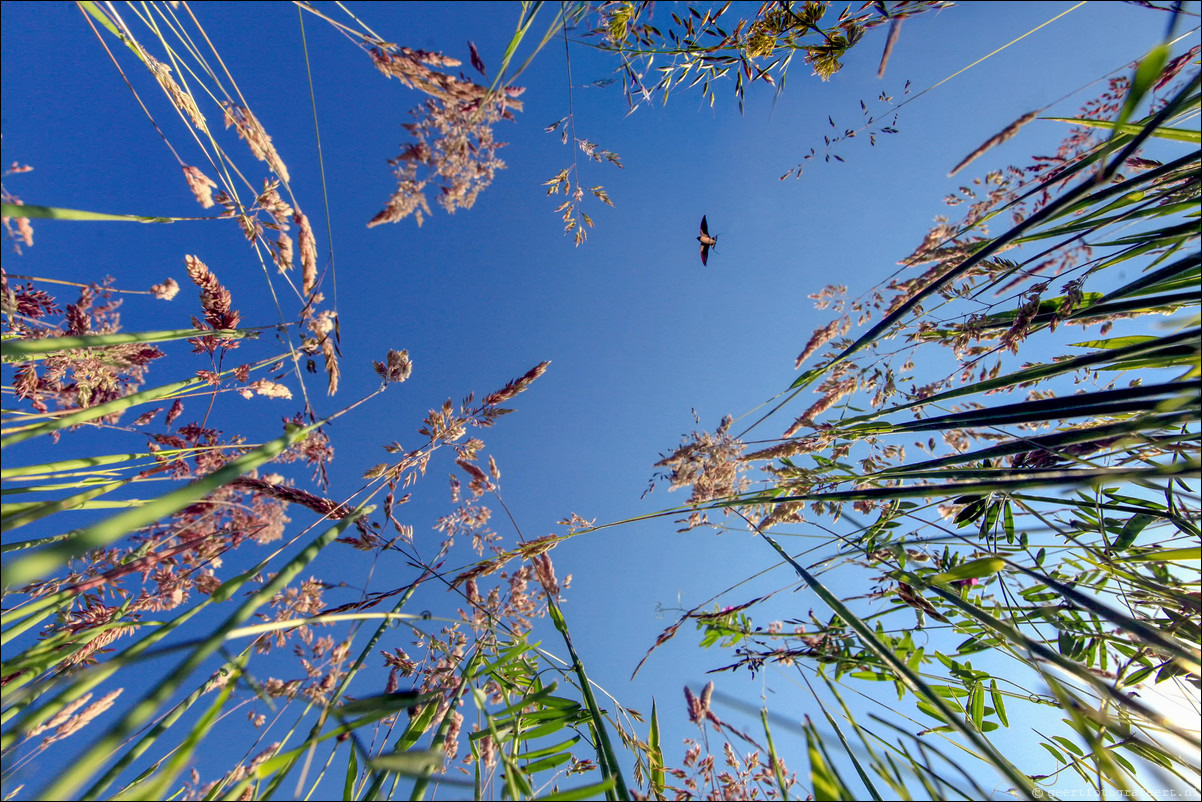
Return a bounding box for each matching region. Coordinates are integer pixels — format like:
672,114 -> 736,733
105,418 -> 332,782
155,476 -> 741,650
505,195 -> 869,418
632,31 -> 1200,801
0,5 -> 613,801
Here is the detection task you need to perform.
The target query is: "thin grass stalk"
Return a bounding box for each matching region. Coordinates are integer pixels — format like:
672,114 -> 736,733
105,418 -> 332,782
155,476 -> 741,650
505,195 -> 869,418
45,505 -> 369,800
741,513 -> 1046,800
545,599 -> 630,801
751,77 -> 1200,436
778,327 -> 1200,438
913,575 -> 1201,749
1,328 -> 251,358
865,714 -> 994,799
759,708 -> 791,802
804,677 -> 883,801
121,649 -> 253,801
1,418 -> 321,589
870,416 -> 1197,477
0,352 -> 286,448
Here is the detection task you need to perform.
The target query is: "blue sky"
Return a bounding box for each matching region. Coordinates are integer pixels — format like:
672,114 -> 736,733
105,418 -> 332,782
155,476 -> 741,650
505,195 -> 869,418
2,1 -> 1198,798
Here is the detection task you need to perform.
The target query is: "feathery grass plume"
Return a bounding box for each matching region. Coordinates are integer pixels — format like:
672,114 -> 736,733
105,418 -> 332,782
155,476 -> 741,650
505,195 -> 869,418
27,694 -> 93,740
2,161 -> 35,251
482,360 -> 550,406
757,499 -> 805,530
794,317 -> 850,368
271,230 -> 293,274
184,255 -> 241,355
531,552 -> 561,598
6,278 -> 164,412
238,379 -> 292,399
220,101 -> 290,183
544,13 -> 623,249
743,438 -> 819,462
455,455 -> 487,482
374,348 -> 413,384
652,415 -> 749,507
300,309 -> 339,394
182,165 -> 218,208
294,210 -> 317,295
366,164 -> 431,227
255,179 -> 293,226
665,681 -> 796,798
366,44 -> 524,226
7,213 -> 34,249
948,110 -> 1039,177
782,375 -> 857,438
877,17 -> 902,78
149,277 -> 179,300
37,690 -> 124,746
516,533 -> 564,560
147,54 -> 206,133
230,476 -> 349,520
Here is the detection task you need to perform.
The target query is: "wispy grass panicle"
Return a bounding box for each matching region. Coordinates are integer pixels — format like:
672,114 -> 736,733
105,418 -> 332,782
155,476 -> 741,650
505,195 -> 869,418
221,101 -> 290,183
642,37 -> 1201,801
182,166 -> 218,209
366,43 -> 525,227
651,415 -> 749,508
482,360 -> 550,407
948,110 -> 1039,177
184,255 -> 240,346
374,348 -> 413,385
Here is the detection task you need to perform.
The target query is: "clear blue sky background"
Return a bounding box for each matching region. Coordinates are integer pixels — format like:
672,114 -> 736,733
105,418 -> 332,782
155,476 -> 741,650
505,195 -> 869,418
2,1 -> 1197,798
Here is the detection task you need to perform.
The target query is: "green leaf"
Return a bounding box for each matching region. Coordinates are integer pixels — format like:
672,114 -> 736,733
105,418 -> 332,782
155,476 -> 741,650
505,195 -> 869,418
1042,116 -> 1200,143
648,700 -> 665,798
0,202 -> 176,224
968,684 -> 985,730
1112,512 -> 1156,551
370,748 -> 444,775
1119,547 -> 1199,562
1052,735 -> 1084,758
990,680 -> 1009,728
1039,742 -> 1065,763
1116,44 -> 1171,137
516,735 -> 581,761
533,777 -> 617,801
928,558 -> 1005,585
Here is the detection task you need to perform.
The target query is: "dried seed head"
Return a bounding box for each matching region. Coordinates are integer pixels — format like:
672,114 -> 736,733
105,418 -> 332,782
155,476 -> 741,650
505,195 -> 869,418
483,360 -> 550,406
150,278 -> 179,300
295,211 -> 318,296
949,111 -> 1038,177
375,349 -> 413,384
221,102 -> 290,183
183,166 -> 218,208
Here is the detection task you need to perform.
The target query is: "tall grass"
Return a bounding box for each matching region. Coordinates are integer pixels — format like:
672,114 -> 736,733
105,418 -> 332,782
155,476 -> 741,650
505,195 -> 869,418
2,2 -> 1198,801
1,3 -> 618,800
628,29 -> 1200,801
